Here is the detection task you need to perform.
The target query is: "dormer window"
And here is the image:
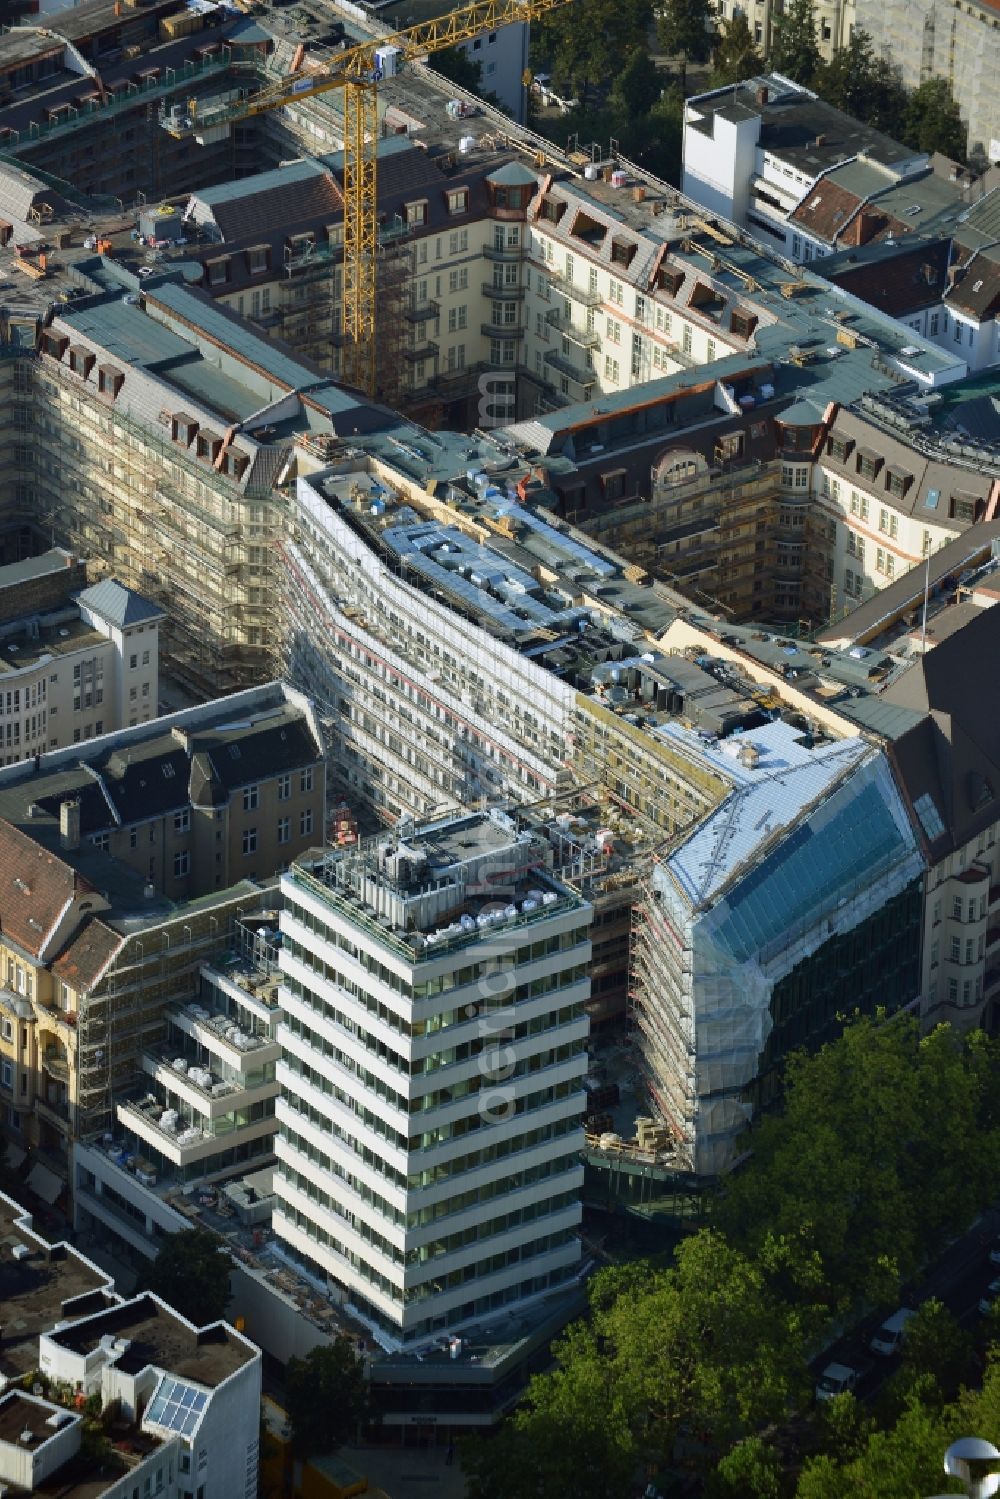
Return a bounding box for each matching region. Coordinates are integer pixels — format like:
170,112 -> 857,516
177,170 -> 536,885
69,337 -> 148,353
405,201 -> 427,226
246,245 -> 270,275
206,256 -> 230,286
447,189 -> 468,215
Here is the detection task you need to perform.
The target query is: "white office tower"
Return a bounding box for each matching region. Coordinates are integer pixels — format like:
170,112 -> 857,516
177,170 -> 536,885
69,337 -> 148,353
275,810 -> 591,1348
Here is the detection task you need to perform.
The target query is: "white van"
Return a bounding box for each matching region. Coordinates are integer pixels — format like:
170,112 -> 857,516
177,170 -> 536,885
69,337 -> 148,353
870,1308 -> 916,1356
815,1362 -> 859,1402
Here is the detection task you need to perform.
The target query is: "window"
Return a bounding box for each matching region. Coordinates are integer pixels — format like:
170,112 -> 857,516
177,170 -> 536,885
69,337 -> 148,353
604,355 -> 620,382
173,851 -> 190,878
278,817 -> 291,845
300,768 -> 314,794
606,317 -> 621,343
277,773 -> 290,801
950,935 -> 961,962
129,654 -> 138,669
242,829 -> 258,856
174,810 -> 190,834
142,650 -> 150,666
243,785 -> 259,812
1,1062 -> 11,1091
609,278 -> 623,306
300,809 -> 313,837
682,325 -> 692,356
447,189 -> 468,215
0,1019 -> 11,1043
406,201 -> 427,226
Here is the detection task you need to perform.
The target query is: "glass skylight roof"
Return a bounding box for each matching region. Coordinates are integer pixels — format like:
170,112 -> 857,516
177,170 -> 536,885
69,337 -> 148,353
913,791 -> 945,841
145,1376 -> 208,1436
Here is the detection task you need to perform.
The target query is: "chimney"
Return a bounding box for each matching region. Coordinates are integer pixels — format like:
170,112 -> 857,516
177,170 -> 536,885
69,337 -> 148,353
755,85 -> 769,106
814,133 -> 827,147
59,798 -> 81,851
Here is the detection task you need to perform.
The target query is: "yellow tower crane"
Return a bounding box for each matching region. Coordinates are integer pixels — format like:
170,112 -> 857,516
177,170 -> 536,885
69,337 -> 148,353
164,0 -> 574,395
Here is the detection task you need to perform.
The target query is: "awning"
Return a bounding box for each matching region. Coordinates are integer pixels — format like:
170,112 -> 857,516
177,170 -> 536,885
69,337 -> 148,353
6,1144 -> 25,1171
26,1161 -> 62,1205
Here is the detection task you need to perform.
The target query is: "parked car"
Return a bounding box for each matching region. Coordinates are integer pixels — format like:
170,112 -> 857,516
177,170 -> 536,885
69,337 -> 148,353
870,1308 -> 916,1356
979,1278 -> 1000,1315
988,1238 -> 1000,1265
815,1362 -> 859,1402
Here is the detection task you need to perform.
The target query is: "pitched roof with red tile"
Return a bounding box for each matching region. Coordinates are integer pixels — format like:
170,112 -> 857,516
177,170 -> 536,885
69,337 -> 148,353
788,179 -> 865,245
51,920 -> 124,993
0,819 -> 89,960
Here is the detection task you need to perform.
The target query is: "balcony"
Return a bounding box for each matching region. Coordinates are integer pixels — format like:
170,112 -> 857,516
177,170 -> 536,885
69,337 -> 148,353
405,299 -> 440,323
546,271 -> 602,307
546,308 -> 600,348
482,281 -> 524,300
544,348 -> 596,388
483,242 -> 523,263
143,1042 -> 278,1113
480,320 -> 525,340
403,340 -> 439,363
42,1047 -> 70,1084
117,1094 -> 276,1168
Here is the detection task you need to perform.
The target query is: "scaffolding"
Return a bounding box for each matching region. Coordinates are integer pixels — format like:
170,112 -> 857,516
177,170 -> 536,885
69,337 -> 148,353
76,888 -> 273,1141
29,362 -> 282,698
627,870 -> 697,1162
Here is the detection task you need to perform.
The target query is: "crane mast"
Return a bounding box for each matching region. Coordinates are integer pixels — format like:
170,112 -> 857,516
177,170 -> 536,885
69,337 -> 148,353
165,0 -> 574,396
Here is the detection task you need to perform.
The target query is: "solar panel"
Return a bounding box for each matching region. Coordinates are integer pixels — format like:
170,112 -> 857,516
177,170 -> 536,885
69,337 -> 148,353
145,1376 -> 208,1436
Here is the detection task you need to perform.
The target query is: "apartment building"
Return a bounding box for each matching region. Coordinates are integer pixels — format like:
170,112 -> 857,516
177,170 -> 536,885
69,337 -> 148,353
682,75 -> 926,262
274,810 -> 591,1346
0,0 -> 267,203
713,0 -> 853,56
0,552 -> 163,764
857,0 -> 1000,162
813,402 -> 999,616
0,682 -> 323,1201
0,1188 -> 261,1499
74,922 -> 282,1272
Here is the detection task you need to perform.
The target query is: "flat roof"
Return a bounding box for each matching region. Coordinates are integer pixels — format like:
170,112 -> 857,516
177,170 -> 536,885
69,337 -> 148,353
49,1294 -> 255,1388
0,1228 -> 114,1382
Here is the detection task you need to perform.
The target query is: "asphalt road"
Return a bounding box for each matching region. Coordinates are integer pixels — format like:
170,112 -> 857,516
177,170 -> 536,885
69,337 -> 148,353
813,1205 -> 1000,1401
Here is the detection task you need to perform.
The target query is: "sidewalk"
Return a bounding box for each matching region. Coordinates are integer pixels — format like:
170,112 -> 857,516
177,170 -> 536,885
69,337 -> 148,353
340,1443 -> 467,1499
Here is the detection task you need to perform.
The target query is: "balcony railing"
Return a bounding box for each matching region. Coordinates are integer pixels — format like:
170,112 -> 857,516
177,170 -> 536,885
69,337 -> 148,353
544,348 -> 595,387
546,271 -> 602,307
482,281 -> 524,300
546,308 -> 600,348
405,300 -> 440,323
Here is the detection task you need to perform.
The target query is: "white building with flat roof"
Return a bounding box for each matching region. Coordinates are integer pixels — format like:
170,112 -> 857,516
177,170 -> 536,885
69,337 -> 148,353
275,810 -> 592,1348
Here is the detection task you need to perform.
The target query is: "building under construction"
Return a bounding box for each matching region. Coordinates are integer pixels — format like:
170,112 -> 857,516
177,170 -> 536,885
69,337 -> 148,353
0,683 -> 324,1188
628,719 -> 924,1175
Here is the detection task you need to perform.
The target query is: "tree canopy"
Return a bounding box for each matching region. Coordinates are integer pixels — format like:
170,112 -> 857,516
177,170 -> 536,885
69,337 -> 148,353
656,0 -> 713,62
284,1340 -> 369,1459
715,1015 -> 1000,1316
769,0 -> 820,87
902,77 -> 967,159
530,0 -> 653,95
138,1228 -> 231,1326
814,29 -> 906,138
710,14 -> 763,87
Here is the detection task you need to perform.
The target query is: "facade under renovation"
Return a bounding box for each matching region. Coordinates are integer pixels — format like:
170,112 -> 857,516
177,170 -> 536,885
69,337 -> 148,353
631,719 -> 924,1174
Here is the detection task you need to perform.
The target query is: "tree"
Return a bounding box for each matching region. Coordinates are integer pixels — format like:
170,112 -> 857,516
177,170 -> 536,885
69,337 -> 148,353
902,77 -> 966,160
716,1016 -> 1000,1317
531,0 -> 653,96
138,1228 -> 231,1326
707,1437 -> 786,1498
709,14 -> 762,87
814,29 -> 906,137
609,52 -> 663,122
656,0 -> 713,63
769,0 -> 820,87
285,1340 -> 369,1459
888,1299 -> 974,1409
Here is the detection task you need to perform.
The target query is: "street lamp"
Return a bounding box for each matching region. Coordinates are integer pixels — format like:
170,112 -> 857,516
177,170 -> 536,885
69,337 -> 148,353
928,1438 -> 1000,1499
